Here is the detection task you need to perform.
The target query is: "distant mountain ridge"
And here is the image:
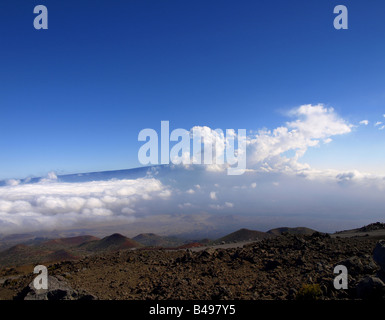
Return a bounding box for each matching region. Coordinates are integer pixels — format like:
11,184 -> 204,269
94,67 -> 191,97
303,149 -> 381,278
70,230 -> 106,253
267,227 -> 318,236
42,235 -> 100,247
215,228 -> 273,243
0,233 -> 141,267
0,165 -> 159,186
80,233 -> 142,252
132,233 -> 183,247
215,226 -> 321,244
333,222 -> 385,239
0,222 -> 384,268
357,222 -> 385,232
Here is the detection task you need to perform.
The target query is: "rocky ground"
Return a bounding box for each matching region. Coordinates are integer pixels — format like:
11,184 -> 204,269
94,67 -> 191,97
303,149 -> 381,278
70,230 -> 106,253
1,232 -> 385,300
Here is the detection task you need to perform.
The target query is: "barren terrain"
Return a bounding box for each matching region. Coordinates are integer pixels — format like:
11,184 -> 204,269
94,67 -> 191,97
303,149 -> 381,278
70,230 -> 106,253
1,227 -> 384,300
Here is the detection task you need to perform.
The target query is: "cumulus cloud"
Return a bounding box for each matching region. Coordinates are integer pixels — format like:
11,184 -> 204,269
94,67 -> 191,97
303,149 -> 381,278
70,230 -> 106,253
185,104 -> 351,176
359,120 -> 369,126
247,104 -> 351,173
190,126 -> 226,164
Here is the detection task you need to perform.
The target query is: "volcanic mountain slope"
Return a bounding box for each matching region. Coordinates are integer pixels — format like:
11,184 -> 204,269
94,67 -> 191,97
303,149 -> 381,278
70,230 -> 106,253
0,244 -> 76,268
41,235 -> 100,248
0,234 -> 41,252
79,233 -> 142,252
0,233 -> 142,267
338,222 -> 385,233
0,229 -> 102,251
267,227 -> 319,236
215,228 -> 273,243
333,222 -> 385,239
357,222 -> 385,232
0,235 -> 99,267
132,233 -> 184,247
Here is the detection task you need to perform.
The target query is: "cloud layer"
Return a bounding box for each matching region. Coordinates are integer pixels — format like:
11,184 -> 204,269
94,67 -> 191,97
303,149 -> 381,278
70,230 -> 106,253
0,178 -> 171,234
1,104 -> 385,235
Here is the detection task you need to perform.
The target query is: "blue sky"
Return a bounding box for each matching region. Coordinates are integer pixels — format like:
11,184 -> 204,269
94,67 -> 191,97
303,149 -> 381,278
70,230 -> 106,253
1,0 -> 385,179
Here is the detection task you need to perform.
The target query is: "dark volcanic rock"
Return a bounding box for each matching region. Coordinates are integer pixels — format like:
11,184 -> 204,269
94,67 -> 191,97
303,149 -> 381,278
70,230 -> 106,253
373,240 -> 385,271
356,276 -> 385,299
3,233 -> 383,300
336,256 -> 364,276
264,259 -> 280,271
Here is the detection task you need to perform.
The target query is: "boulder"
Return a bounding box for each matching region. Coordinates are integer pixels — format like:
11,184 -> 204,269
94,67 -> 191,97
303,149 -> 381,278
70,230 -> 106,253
373,240 -> 385,271
336,256 -> 364,276
356,276 -> 385,299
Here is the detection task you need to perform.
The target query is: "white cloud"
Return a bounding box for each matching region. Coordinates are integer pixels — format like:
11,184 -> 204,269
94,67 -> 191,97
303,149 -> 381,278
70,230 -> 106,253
47,172 -> 58,180
359,120 -> 369,126
178,202 -> 192,209
6,179 -> 20,186
287,105 -> 351,137
121,207 -> 135,215
247,104 -> 351,170
189,126 -> 226,165
210,191 -> 217,200
38,171 -> 58,184
205,164 -> 226,172
0,178 -> 171,234
171,105 -> 351,177
375,121 -> 382,126
209,202 -> 233,210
